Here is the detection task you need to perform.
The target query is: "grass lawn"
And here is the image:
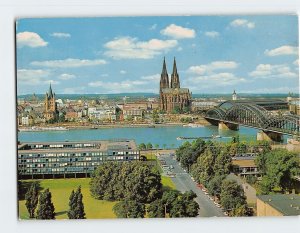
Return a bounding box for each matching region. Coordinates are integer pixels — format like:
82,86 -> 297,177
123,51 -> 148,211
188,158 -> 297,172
19,178 -> 117,220
19,175 -> 176,220
161,176 -> 176,190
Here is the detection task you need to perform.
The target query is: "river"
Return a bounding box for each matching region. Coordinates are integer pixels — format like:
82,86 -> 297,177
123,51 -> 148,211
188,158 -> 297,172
18,125 -> 273,148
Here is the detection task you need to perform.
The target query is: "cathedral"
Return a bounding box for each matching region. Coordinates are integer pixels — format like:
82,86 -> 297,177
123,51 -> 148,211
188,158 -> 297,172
44,83 -> 58,121
159,57 -> 191,113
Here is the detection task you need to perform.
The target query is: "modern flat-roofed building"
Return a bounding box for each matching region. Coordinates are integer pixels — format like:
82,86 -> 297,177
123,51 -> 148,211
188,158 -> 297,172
18,139 -> 140,179
257,194 -> 300,216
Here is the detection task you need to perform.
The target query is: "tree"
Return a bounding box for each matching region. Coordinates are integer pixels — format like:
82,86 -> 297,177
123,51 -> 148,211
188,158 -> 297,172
138,143 -> 146,150
207,175 -> 226,199
36,188 -> 55,219
160,190 -> 199,218
146,143 -> 153,149
257,149 -> 299,194
230,203 -> 248,217
220,180 -> 247,214
152,110 -> 159,123
68,186 -> 86,219
90,162 -> 162,203
113,200 -> 145,218
25,182 -> 39,218
148,199 -> 165,218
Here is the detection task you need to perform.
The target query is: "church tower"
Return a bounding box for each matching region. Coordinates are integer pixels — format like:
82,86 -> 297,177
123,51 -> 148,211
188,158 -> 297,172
160,57 -> 169,91
170,57 -> 180,88
44,83 -> 58,121
232,90 -> 237,101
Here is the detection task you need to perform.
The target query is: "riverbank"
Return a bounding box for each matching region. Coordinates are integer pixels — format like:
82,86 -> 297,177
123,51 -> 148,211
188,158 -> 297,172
18,122 -> 188,131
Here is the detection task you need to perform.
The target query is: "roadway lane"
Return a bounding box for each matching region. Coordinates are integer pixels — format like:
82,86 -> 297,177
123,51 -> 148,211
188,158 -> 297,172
160,153 -> 225,217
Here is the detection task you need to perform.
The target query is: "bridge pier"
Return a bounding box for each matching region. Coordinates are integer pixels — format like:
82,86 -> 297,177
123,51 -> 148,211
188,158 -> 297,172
218,121 -> 239,131
257,130 -> 283,142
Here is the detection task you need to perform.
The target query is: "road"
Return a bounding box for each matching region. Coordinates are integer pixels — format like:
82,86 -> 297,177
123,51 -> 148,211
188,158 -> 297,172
159,153 -> 225,217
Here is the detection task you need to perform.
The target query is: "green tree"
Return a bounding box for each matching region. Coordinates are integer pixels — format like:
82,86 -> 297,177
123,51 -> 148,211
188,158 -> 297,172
207,175 -> 226,199
68,186 -> 86,219
36,188 -> 55,219
230,203 -> 249,217
258,149 -> 299,194
220,180 -> 247,214
138,143 -> 146,150
90,162 -> 162,203
148,199 -> 165,218
160,190 -> 199,218
146,143 -> 153,149
152,110 -> 159,123
25,182 -> 39,218
113,200 -> 145,218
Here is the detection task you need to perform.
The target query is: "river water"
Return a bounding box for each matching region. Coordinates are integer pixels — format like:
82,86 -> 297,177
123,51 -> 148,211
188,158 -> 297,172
18,125 -> 270,148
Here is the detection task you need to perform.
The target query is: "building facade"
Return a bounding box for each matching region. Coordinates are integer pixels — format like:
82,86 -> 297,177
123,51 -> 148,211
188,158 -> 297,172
18,139 -> 140,179
257,194 -> 300,216
44,83 -> 58,121
159,57 -> 191,113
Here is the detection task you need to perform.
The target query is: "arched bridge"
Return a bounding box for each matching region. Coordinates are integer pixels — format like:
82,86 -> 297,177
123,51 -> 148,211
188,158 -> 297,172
205,100 -> 300,137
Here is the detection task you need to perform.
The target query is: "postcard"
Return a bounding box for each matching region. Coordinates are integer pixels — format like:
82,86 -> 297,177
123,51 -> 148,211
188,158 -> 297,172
16,15 -> 300,219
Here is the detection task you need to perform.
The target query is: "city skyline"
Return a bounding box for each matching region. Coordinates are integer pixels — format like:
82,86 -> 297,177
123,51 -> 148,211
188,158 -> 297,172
16,16 -> 299,95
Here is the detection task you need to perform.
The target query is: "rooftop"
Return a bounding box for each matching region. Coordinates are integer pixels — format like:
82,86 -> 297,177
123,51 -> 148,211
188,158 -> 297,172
257,194 -> 300,216
18,139 -> 138,153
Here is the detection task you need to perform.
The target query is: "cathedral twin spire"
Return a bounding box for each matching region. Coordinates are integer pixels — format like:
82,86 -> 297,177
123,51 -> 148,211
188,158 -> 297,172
160,57 -> 180,90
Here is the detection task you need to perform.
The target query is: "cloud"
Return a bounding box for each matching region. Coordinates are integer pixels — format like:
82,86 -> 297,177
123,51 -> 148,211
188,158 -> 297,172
294,59 -> 299,66
88,74 -> 161,93
50,32 -> 71,38
120,70 -> 127,74
104,37 -> 178,59
177,47 -> 183,51
230,19 -> 255,29
184,72 -> 247,92
58,73 -> 76,80
204,31 -> 219,38
140,74 -> 160,81
264,45 -> 298,56
17,69 -> 59,85
31,58 -> 107,68
17,31 -> 48,48
188,61 -> 238,75
149,24 -> 157,30
249,64 -> 298,79
160,24 -> 196,39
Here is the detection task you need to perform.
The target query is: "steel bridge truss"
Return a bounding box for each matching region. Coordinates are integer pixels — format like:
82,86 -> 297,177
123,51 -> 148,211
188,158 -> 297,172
205,103 -> 300,136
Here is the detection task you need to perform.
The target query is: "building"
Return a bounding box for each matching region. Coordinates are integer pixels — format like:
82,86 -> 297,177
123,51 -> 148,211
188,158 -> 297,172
44,83 -> 58,121
18,139 -> 140,179
232,154 -> 259,177
159,57 -> 191,113
232,90 -> 237,101
257,194 -> 300,216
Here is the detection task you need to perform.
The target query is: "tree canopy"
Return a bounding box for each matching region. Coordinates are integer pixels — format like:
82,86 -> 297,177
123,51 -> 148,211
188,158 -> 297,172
113,200 -> 145,218
90,161 -> 162,203
25,182 -> 39,218
36,188 -> 55,219
256,149 -> 299,194
67,186 -> 86,219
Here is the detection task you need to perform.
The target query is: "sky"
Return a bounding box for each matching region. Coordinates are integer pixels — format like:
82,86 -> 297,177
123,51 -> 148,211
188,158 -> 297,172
16,15 -> 299,95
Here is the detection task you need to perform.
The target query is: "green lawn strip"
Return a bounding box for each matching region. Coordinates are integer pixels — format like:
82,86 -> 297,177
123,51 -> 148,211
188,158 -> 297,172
19,178 -> 117,219
161,176 -> 176,190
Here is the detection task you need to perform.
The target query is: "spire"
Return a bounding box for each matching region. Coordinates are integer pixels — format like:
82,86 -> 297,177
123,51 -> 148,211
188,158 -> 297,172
160,57 -> 169,91
171,57 -> 180,88
172,57 -> 178,76
48,82 -> 54,99
161,56 -> 168,76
